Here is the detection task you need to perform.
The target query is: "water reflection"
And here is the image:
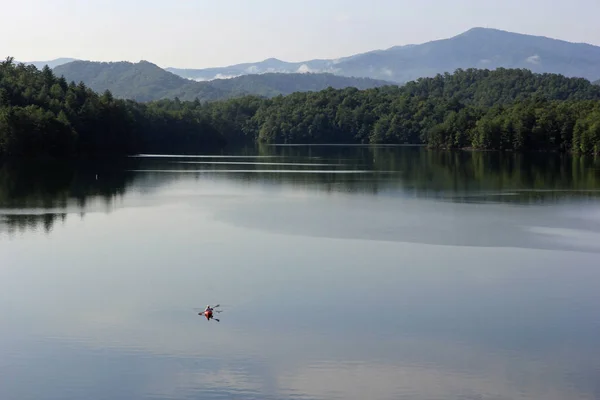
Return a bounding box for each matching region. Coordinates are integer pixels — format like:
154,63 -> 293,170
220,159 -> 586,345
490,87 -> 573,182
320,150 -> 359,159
0,158 -> 137,236
3,146 -> 600,400
0,212 -> 68,235
133,145 -> 600,203
1,146 -> 599,237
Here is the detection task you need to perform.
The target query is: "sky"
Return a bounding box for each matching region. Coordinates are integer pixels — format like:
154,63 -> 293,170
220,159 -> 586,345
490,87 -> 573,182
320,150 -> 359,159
2,0 -> 600,69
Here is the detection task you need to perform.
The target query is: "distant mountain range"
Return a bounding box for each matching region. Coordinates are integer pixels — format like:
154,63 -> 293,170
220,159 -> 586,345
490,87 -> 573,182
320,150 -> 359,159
52,60 -> 393,102
20,27 -> 600,101
165,27 -> 600,83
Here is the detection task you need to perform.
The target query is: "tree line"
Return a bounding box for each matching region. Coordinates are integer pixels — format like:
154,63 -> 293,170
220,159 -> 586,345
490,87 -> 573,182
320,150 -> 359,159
243,69 -> 600,154
2,58 -> 600,157
0,57 -> 226,157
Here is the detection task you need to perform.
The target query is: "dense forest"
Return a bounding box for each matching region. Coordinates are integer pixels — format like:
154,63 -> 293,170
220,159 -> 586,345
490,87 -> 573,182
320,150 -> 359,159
245,69 -> 600,153
0,57 -> 226,157
2,58 -> 600,157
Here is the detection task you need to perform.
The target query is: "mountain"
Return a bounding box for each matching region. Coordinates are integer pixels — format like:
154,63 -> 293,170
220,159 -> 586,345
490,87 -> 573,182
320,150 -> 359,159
53,60 -> 205,102
166,27 -> 600,83
52,60 -> 393,102
204,72 -> 392,98
21,57 -> 78,69
166,57 -> 341,81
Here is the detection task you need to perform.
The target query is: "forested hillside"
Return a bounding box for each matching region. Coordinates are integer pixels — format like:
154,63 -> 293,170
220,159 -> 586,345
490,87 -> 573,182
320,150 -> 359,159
0,58 -> 226,157
52,60 -> 392,102
244,69 -> 600,153
2,59 -> 600,157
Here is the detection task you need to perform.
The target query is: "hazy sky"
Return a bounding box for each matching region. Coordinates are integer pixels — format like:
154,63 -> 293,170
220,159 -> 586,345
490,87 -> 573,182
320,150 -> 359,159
2,0 -> 600,68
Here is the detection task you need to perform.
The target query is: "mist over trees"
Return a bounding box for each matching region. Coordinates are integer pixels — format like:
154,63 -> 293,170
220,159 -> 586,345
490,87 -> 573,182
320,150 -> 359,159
52,60 -> 392,102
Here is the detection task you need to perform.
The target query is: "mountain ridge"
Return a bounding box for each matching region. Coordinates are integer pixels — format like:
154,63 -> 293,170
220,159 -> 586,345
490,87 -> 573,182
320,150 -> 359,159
25,26 -> 600,102
165,27 -> 600,83
52,60 -> 394,102
21,27 -> 600,84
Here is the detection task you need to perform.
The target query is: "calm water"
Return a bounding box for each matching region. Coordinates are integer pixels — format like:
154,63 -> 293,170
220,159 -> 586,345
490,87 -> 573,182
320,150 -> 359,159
2,145 -> 600,400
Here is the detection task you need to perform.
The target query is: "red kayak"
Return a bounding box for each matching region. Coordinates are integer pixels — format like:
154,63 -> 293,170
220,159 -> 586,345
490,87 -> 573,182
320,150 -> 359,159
198,305 -> 220,322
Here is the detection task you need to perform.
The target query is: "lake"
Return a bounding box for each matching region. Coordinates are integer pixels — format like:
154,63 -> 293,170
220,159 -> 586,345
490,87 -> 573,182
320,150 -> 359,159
1,145 -> 600,400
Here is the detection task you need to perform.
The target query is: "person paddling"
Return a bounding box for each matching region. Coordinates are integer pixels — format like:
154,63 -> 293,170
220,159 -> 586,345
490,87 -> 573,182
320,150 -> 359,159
198,304 -> 219,322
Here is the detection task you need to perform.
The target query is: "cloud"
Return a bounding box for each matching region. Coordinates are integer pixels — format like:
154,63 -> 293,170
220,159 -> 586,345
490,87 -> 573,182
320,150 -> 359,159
526,55 -> 541,64
191,74 -> 241,81
214,74 -> 241,80
380,67 -> 393,77
297,64 -> 317,73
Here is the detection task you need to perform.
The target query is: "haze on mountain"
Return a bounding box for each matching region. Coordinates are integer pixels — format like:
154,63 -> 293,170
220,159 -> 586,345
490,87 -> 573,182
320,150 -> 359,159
52,60 -> 393,102
20,58 -> 78,69
166,28 -> 600,84
34,27 -> 600,102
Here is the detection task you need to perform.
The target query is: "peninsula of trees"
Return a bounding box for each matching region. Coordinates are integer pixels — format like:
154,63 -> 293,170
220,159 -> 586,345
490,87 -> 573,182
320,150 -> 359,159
0,58 -> 227,157
1,57 -> 600,157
